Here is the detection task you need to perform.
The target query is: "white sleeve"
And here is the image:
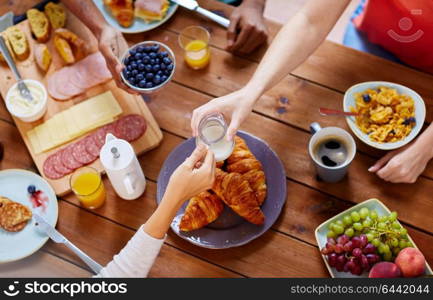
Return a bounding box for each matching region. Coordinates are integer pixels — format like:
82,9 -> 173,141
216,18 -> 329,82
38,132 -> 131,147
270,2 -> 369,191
94,225 -> 165,278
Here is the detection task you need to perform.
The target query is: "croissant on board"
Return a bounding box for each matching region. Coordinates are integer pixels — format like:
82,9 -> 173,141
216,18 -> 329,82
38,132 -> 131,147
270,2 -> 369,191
212,168 -> 265,225
179,191 -> 224,232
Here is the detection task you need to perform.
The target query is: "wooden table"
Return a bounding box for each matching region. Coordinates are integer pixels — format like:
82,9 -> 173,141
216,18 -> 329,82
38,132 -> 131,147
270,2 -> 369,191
1,0 -> 433,278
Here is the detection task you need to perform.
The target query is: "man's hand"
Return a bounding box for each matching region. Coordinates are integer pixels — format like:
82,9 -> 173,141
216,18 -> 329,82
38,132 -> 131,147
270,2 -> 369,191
226,0 -> 268,54
98,25 -> 138,94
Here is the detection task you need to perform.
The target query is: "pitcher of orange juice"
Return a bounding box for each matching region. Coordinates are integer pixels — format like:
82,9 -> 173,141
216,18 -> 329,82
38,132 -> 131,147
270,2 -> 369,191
179,26 -> 211,70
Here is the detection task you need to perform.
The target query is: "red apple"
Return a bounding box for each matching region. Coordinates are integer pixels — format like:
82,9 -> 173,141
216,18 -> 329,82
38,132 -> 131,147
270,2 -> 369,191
369,262 -> 402,278
395,247 -> 426,277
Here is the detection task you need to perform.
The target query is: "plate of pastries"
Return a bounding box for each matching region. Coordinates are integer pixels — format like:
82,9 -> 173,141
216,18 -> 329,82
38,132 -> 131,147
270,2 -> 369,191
0,169 -> 58,263
157,131 -> 287,249
94,0 -> 178,34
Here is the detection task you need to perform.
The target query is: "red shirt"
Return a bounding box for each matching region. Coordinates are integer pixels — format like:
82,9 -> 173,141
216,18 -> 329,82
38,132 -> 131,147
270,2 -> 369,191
353,0 -> 433,74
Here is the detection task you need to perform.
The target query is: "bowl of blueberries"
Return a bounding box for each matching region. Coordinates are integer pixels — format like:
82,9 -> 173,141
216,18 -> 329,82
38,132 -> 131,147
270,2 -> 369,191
121,41 -> 176,93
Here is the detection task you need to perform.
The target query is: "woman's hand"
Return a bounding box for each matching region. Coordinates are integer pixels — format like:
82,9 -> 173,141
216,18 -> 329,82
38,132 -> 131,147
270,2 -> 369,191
98,25 -> 138,94
164,144 -> 216,205
226,0 -> 268,54
191,88 -> 257,141
368,141 -> 432,183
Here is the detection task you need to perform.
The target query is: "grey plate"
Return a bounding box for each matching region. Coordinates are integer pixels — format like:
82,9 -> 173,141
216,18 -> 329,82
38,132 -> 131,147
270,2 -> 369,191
157,131 -> 287,249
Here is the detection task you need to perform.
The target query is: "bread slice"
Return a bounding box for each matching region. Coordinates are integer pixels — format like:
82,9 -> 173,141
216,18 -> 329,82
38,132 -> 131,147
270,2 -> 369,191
55,28 -> 87,61
135,0 -> 169,22
54,35 -> 74,64
44,2 -> 66,29
0,34 -> 15,62
34,43 -> 52,72
103,0 -> 134,27
5,26 -> 30,60
27,8 -> 50,43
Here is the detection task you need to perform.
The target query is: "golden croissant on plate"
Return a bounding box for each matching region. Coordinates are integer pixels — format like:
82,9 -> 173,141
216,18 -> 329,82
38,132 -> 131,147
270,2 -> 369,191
212,168 -> 265,225
179,191 -> 224,232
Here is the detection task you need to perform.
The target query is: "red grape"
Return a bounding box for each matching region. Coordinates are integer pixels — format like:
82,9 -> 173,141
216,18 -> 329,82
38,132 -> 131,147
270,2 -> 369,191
360,234 -> 368,248
328,253 -> 338,267
363,243 -> 376,254
334,244 -> 344,254
352,248 -> 362,258
343,241 -> 354,252
337,234 -> 349,245
360,255 -> 370,270
366,253 -> 380,264
327,237 -> 336,245
351,236 -> 361,248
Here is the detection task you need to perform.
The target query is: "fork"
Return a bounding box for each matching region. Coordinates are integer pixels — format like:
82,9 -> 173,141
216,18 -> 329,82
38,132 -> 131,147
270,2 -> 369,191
0,36 -> 33,102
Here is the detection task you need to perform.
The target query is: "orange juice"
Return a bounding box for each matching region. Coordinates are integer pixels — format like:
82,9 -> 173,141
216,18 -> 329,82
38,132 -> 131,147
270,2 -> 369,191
184,40 -> 210,69
71,171 -> 106,209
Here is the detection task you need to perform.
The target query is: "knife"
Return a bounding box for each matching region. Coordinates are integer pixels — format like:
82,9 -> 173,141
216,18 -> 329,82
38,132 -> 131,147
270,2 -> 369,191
9,0 -> 59,24
170,0 -> 230,28
33,213 -> 103,274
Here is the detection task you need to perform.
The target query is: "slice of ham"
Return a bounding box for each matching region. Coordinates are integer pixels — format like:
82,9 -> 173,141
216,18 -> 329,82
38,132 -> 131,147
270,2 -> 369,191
48,52 -> 113,101
135,0 -> 164,14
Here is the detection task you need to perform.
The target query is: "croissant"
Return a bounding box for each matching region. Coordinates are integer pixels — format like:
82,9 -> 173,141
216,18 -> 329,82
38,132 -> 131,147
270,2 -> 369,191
242,169 -> 267,206
212,168 -> 264,225
226,136 -> 263,174
179,191 -> 224,231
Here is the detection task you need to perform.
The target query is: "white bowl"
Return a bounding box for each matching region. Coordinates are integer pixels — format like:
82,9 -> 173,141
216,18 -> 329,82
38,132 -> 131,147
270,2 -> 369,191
343,81 -> 426,150
6,79 -> 48,123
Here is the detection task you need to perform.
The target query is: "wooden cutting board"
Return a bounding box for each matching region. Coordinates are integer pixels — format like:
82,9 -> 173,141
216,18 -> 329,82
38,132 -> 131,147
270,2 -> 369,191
0,7 -> 162,196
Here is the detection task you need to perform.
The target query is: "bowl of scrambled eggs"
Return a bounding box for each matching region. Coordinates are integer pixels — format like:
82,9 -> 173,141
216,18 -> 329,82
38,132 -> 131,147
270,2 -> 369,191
343,81 -> 425,150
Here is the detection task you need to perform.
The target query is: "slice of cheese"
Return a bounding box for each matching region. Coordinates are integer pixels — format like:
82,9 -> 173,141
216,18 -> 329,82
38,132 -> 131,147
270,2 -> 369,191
28,91 -> 123,154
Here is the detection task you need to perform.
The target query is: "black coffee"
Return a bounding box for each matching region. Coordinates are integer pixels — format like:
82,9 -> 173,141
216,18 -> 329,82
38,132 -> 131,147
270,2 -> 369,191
314,137 -> 348,167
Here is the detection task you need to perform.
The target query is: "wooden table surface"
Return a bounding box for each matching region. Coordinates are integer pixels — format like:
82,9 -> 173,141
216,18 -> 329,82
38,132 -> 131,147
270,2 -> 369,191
1,0 -> 433,278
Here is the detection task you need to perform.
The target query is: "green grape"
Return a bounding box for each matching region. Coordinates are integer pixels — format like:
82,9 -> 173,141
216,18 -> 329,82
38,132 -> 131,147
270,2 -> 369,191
392,247 -> 401,256
390,238 -> 399,247
343,215 -> 352,226
333,225 -> 344,235
399,240 -> 406,249
362,219 -> 372,227
366,233 -> 375,241
345,227 -> 354,237
406,241 -> 414,248
383,244 -> 391,254
383,251 -> 393,261
370,210 -> 378,220
372,238 -> 381,247
328,222 -> 336,230
378,243 -> 387,254
351,211 -> 361,222
353,222 -> 363,231
392,221 -> 401,229
378,215 -> 388,223
389,211 -> 398,222
336,220 -> 344,227
400,228 -> 408,235
378,222 -> 386,230
327,231 -> 336,238
360,207 -> 369,219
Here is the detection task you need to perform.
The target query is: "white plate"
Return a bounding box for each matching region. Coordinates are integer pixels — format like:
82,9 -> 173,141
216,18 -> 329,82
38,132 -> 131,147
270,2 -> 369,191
315,198 -> 433,278
0,169 -> 58,263
343,81 -> 426,150
93,0 -> 178,34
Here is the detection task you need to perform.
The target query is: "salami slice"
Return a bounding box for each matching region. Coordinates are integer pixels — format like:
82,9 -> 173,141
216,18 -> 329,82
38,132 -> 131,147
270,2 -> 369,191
114,114 -> 147,142
84,135 -> 101,157
94,123 -> 116,148
72,138 -> 97,164
52,150 -> 73,175
43,153 -> 64,180
60,145 -> 83,170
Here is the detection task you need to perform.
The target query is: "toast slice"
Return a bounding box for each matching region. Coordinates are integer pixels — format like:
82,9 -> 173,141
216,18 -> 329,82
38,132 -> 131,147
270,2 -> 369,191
27,8 -> 50,43
5,26 -> 30,60
34,43 -> 52,72
45,2 -> 67,29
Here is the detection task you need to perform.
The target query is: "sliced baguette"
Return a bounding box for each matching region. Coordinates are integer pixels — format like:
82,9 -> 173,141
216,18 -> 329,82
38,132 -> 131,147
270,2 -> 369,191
55,28 -> 87,61
54,35 -> 74,64
0,34 -> 15,62
44,2 -> 66,29
5,26 -> 30,60
27,8 -> 50,43
34,43 -> 52,72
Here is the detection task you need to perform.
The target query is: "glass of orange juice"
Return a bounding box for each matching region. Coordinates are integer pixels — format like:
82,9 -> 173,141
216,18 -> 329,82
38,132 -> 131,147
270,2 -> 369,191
70,167 -> 106,209
179,26 -> 211,70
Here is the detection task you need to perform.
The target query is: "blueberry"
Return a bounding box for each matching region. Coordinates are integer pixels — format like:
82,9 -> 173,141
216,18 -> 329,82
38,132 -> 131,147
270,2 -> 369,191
145,73 -> 154,80
136,73 -> 144,81
149,52 -> 157,59
129,49 -> 137,56
163,57 -> 172,65
123,69 -> 130,77
128,77 -> 136,84
164,70 -> 171,76
127,64 -> 133,71
153,75 -> 161,84
28,185 -> 36,194
157,70 -> 163,76
152,64 -> 160,72
139,80 -> 147,88
151,44 -> 160,52
138,63 -> 145,71
160,51 -> 168,57
145,82 -> 153,88
144,46 -> 152,53
167,63 -> 174,71
131,69 -> 138,76
135,52 -> 143,60
362,94 -> 371,103
403,117 -> 416,125
150,58 -> 156,64
131,62 -> 138,69
145,64 -> 153,72
124,57 -> 130,65
143,57 -> 149,64
161,75 -> 168,82
137,46 -> 145,53
136,59 -> 142,65
160,63 -> 166,70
